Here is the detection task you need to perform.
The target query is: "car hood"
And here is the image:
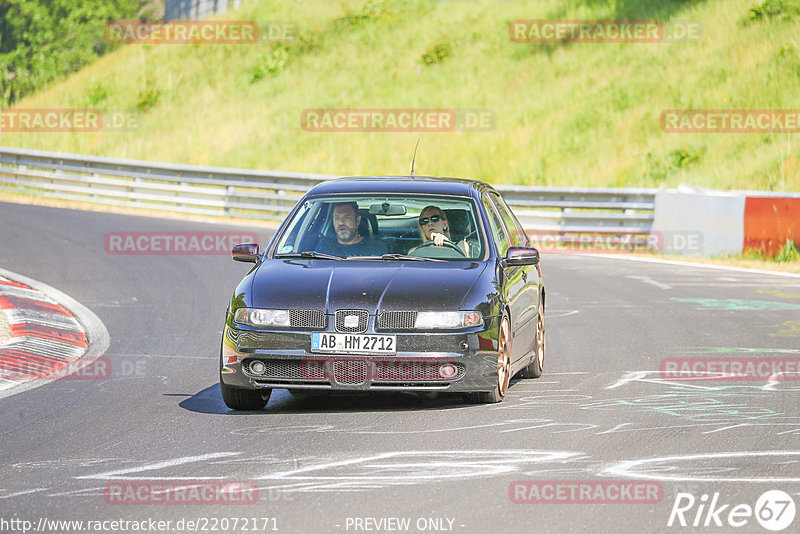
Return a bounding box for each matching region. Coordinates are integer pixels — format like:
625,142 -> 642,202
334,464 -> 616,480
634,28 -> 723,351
250,259 -> 488,312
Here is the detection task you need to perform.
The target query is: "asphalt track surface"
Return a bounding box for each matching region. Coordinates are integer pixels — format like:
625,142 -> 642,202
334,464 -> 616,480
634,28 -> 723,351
1,201 -> 800,533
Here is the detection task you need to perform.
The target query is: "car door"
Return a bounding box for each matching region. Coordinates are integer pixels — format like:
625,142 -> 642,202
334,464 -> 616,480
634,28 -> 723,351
487,191 -> 540,364
482,193 -> 529,365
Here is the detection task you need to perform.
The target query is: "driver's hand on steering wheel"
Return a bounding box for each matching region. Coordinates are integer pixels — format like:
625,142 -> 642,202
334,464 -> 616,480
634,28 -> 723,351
429,231 -> 449,246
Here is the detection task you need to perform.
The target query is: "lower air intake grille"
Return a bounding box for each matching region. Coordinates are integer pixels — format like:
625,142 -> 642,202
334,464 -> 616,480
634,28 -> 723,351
242,359 -> 465,383
333,360 -> 368,384
243,359 -> 325,380
373,361 -> 465,381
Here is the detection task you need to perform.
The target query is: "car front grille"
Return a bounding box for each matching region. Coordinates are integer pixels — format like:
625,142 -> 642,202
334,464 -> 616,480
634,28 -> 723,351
377,311 -> 417,330
334,309 -> 368,333
290,309 -> 326,329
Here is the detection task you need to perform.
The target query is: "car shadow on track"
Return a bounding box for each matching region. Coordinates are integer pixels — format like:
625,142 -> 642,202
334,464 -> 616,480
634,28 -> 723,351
173,383 -> 508,414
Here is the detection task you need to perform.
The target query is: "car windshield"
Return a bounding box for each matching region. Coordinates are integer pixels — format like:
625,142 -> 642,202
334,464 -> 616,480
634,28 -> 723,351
274,194 -> 485,260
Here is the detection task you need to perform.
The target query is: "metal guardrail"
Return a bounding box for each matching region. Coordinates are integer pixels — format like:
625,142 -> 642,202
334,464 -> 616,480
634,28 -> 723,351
0,146 -> 656,231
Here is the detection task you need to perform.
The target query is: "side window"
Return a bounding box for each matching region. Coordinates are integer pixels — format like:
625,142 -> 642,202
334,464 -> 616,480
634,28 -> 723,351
482,195 -> 509,256
489,192 -> 526,247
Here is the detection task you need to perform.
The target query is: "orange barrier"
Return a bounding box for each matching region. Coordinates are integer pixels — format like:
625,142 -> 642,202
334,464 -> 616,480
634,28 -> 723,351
743,197 -> 800,253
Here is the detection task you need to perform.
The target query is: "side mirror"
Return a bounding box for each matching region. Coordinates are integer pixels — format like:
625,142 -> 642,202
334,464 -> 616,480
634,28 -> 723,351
503,246 -> 540,267
232,243 -> 259,263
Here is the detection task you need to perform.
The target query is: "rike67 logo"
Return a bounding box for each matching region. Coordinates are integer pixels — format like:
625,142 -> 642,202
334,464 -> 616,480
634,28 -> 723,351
668,490 -> 796,531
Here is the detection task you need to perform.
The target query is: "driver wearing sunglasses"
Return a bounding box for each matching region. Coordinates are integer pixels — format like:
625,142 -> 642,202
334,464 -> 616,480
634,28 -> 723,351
409,205 -> 470,255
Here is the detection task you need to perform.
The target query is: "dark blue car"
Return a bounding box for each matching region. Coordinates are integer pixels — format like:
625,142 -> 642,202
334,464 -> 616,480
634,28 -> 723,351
220,176 -> 545,409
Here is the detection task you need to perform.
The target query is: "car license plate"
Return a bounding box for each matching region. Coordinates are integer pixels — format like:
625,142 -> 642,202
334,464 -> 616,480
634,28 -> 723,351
311,333 -> 396,354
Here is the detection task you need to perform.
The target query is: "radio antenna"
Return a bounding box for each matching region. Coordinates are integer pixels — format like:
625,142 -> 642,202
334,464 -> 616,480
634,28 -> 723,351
410,138 -> 421,178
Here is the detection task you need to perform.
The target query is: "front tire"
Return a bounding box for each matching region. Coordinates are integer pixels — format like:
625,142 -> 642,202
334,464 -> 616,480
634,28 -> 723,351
219,335 -> 271,410
221,380 -> 271,410
473,314 -> 511,403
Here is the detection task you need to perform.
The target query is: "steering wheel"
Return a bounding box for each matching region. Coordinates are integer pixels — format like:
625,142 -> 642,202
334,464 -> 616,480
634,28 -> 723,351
410,239 -> 466,258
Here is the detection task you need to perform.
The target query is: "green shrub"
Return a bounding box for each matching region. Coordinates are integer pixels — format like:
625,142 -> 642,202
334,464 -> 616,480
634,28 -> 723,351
135,81 -> 160,113
747,0 -> 800,21
87,83 -> 108,107
776,239 -> 800,262
421,41 -> 452,65
668,145 -> 703,168
642,145 -> 703,184
251,42 -> 290,82
336,0 -> 394,29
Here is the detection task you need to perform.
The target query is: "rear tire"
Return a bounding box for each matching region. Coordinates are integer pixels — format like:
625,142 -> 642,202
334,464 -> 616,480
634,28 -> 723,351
472,314 -> 511,403
519,296 -> 545,379
221,381 -> 271,410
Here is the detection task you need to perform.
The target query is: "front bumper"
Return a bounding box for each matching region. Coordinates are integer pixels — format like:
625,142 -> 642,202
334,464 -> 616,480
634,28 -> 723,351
220,315 -> 500,392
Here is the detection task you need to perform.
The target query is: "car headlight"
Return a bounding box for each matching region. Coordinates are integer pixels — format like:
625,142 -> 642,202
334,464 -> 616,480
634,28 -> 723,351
234,308 -> 290,327
414,311 -> 483,329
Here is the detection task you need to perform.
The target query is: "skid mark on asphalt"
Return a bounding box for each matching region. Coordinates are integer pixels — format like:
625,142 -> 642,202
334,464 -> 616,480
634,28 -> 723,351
626,274 -> 671,290
230,419 -> 586,436
0,488 -> 50,498
218,367 -> 800,440
603,451 -> 800,483
5,445 -> 800,498
76,452 -> 239,481
11,458 -> 133,469
496,371 -> 800,435
45,448 -> 800,496
255,450 -> 585,493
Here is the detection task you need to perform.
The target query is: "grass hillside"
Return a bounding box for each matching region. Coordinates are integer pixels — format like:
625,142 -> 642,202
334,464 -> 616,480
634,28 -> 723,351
2,0 -> 800,190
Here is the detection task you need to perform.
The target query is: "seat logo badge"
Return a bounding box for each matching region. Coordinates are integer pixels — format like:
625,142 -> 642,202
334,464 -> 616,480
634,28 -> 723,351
344,315 -> 359,328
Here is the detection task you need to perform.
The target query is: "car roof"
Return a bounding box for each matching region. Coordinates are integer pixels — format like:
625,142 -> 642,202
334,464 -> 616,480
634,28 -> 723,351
306,176 -> 493,197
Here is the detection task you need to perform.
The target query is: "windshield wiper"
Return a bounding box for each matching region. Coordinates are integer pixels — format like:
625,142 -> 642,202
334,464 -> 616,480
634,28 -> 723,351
278,251 -> 342,260
378,254 -> 444,262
